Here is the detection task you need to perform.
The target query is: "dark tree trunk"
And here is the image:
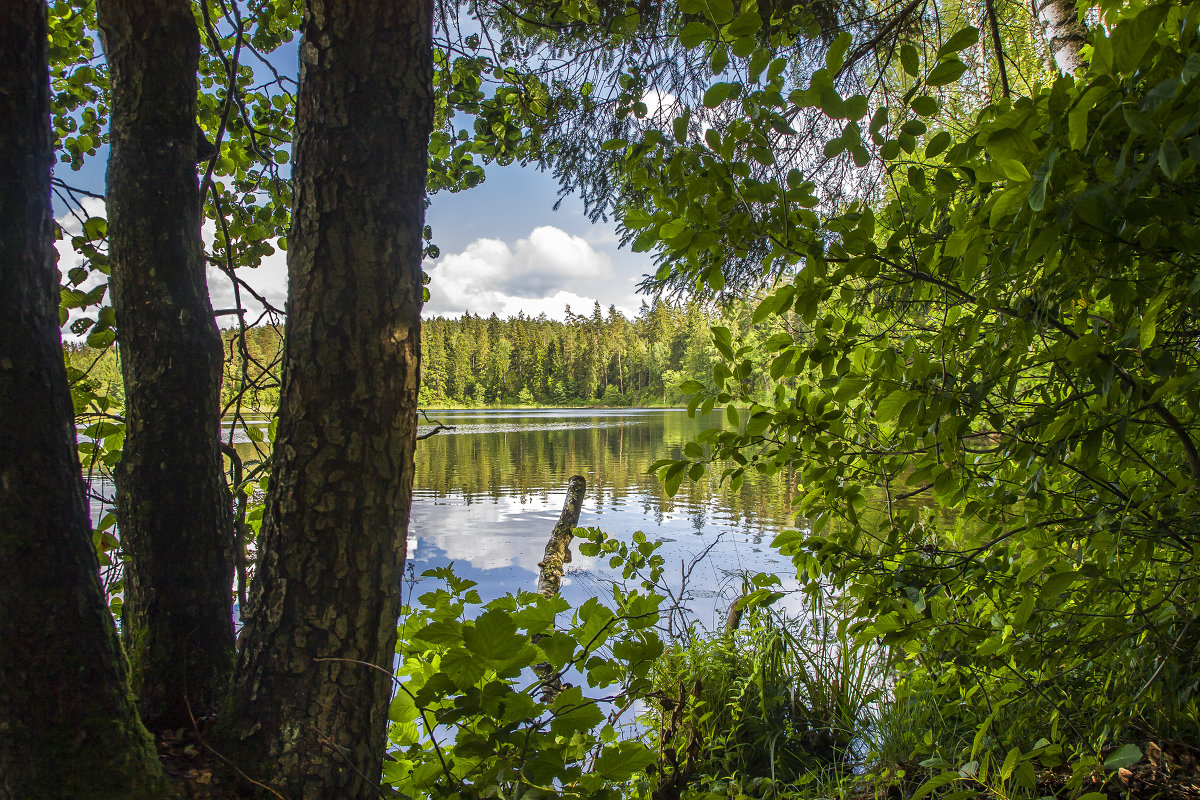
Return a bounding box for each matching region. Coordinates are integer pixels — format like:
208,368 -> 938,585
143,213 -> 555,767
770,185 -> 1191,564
99,0 -> 235,732
224,1 -> 432,797
0,3 -> 169,797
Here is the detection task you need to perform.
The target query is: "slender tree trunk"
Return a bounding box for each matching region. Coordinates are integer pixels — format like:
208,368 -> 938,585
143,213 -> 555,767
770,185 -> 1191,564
0,3 -> 168,797
1033,0 -> 1088,74
968,1 -> 992,96
225,2 -> 432,797
98,0 -> 235,733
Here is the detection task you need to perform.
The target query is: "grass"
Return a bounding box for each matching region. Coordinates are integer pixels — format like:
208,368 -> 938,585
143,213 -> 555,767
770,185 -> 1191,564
640,585 -> 896,798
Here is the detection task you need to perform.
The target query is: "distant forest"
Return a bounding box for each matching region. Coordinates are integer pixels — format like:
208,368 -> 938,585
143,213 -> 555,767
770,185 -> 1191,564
64,298 -> 782,410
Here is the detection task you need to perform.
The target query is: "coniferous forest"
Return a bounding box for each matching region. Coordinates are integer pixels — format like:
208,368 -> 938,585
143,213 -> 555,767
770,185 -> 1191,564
68,299 -> 764,409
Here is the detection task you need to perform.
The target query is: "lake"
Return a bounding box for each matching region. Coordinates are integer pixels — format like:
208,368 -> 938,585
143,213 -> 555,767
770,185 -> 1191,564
90,408 -> 806,629
406,408 -> 802,628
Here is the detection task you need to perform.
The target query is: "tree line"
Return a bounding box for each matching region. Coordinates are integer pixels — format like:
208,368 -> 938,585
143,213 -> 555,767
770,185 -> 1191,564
68,298 -> 724,409
70,297 -> 789,410
422,302 -> 717,407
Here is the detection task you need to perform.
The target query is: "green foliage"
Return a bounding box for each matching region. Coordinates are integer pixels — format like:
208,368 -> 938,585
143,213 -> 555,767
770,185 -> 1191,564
46,0 -> 1200,795
632,0 -> 1200,783
642,582 -> 890,798
386,530 -> 668,799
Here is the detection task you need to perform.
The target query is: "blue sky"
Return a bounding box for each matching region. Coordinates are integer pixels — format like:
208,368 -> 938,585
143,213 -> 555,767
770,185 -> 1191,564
53,27 -> 658,327
55,151 -> 654,327
422,164 -> 653,320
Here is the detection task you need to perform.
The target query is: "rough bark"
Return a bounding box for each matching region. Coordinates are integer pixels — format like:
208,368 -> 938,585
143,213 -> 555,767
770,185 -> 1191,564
0,3 -> 169,797
1033,0 -> 1088,74
98,0 -> 235,732
224,2 -> 433,797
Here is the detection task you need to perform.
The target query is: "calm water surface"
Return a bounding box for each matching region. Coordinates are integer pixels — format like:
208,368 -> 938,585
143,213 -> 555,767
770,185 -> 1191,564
407,408 -> 802,626
91,409 -> 805,627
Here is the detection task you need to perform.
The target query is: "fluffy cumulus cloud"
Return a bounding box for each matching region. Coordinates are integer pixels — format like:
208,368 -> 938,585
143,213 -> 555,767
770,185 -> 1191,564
56,207 -> 643,336
54,199 -> 289,339
203,229 -> 288,321
425,225 -> 639,320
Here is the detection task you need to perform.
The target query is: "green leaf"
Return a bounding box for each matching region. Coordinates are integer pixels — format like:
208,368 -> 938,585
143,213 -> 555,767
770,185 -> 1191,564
679,21 -> 712,49
86,329 -> 116,348
1160,138 -> 1182,180
726,10 -> 762,38
824,137 -> 846,158
595,741 -> 656,780
819,86 -> 846,118
1140,289 -> 1169,350
870,105 -> 889,134
937,26 -> 979,59
440,648 -> 484,689
1069,85 -> 1107,150
1111,5 -> 1168,74
985,128 -> 1038,182
1104,744 -> 1143,771
413,620 -> 461,645
82,216 -> 107,240
703,0 -> 735,25
703,81 -> 737,108
703,51 -> 727,81
1000,747 -> 1021,781
925,131 -> 951,158
1038,570 -> 1078,603
707,264 -> 725,291
900,44 -> 920,77
462,609 -> 525,662
1027,148 -> 1058,211
911,95 -> 939,117
826,31 -> 852,72
659,218 -> 687,239
877,389 -> 918,423
624,208 -> 656,230
926,59 -> 967,87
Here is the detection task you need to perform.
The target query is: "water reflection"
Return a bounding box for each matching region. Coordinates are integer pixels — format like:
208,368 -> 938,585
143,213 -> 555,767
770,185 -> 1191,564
408,409 -> 800,626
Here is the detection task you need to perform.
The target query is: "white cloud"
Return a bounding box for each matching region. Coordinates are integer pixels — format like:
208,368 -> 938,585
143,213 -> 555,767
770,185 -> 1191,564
424,225 -> 641,320
409,491 -> 597,576
640,90 -> 679,125
54,201 -> 288,340
204,227 -> 288,324
56,209 -> 648,336
55,199 -> 109,341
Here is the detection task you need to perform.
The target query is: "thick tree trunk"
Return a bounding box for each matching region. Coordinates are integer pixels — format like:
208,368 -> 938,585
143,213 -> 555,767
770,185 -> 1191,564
1033,0 -> 1088,74
224,2 -> 433,797
0,3 -> 169,797
98,0 -> 235,733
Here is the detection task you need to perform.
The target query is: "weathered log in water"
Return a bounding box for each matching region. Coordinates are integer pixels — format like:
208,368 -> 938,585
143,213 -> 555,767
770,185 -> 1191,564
536,475 -> 587,597
532,475 -> 586,701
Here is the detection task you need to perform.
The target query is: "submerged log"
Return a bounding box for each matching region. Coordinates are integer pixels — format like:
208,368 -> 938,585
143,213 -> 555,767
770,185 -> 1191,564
536,475 -> 586,598
533,475 -> 586,701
